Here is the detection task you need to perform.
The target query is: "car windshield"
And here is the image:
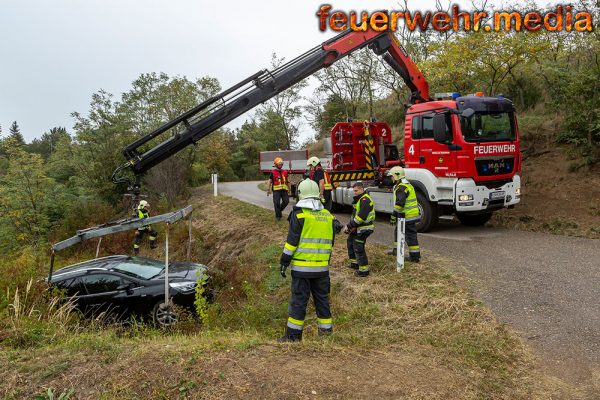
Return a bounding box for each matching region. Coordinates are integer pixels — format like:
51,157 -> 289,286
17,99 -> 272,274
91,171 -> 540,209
460,111 -> 516,142
111,257 -> 165,280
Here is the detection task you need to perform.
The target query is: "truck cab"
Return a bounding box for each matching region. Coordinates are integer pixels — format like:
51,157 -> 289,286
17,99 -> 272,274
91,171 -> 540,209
403,94 -> 521,230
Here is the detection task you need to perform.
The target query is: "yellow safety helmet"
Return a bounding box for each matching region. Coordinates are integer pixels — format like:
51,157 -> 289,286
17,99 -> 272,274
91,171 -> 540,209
138,200 -> 149,210
274,157 -> 284,166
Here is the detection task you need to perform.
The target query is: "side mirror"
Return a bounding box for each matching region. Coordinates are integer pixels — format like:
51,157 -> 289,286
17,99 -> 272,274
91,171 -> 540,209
117,282 -> 136,294
433,114 -> 451,144
461,108 -> 475,118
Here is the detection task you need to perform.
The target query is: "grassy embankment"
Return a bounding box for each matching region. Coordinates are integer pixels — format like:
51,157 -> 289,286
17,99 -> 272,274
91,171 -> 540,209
0,186 -> 581,399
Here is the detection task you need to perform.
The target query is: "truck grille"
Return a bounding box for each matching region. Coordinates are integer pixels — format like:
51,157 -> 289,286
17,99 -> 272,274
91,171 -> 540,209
475,157 -> 514,177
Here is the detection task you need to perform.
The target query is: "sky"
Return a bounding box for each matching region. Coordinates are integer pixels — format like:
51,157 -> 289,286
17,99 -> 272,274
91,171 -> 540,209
0,0 -> 562,142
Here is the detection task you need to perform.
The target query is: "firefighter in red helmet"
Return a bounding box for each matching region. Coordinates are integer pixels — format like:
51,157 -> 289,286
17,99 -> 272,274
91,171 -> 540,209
267,157 -> 290,221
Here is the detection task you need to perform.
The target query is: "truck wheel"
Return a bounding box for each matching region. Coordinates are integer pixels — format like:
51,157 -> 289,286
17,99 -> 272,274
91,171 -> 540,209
416,191 -> 438,232
456,212 -> 493,226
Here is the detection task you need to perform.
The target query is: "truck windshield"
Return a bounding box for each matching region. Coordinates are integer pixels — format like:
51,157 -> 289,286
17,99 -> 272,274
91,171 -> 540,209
460,112 -> 516,142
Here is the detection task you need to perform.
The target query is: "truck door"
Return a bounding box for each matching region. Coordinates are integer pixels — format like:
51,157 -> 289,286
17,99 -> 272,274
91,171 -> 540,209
409,113 -> 456,177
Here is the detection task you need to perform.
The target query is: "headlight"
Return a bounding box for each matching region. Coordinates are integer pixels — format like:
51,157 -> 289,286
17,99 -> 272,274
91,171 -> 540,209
516,187 -> 521,195
458,194 -> 474,201
169,281 -> 196,292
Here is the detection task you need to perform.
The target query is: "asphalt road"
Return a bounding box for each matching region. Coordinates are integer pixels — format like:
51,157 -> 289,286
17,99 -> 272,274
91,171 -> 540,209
219,181 -> 600,390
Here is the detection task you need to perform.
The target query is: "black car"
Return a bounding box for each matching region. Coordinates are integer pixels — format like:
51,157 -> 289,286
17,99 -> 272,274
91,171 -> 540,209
49,255 -> 208,327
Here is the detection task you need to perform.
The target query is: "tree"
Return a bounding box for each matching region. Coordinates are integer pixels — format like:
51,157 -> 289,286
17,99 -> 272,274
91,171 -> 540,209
9,121 -> 25,146
0,137 -> 53,247
26,127 -> 70,159
257,53 -> 308,150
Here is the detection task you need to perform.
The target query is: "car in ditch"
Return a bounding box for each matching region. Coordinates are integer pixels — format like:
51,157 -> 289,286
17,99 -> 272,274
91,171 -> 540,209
49,255 -> 208,327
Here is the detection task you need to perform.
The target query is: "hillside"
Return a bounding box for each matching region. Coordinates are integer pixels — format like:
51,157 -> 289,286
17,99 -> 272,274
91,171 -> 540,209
0,187 -> 582,399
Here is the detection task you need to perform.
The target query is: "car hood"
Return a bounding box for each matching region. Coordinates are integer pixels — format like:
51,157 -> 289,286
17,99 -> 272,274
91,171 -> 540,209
153,262 -> 208,281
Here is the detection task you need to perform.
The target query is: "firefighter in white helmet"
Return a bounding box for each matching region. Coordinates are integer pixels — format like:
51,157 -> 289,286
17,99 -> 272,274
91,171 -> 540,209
277,178 -> 342,342
307,156 -> 333,211
133,200 -> 158,255
387,166 -> 420,262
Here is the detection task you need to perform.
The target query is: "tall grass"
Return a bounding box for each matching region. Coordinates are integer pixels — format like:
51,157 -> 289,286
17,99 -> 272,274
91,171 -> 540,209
3,279 -> 79,348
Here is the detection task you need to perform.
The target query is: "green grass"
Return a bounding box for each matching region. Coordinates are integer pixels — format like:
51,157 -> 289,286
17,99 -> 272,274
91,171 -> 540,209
0,186 -> 577,399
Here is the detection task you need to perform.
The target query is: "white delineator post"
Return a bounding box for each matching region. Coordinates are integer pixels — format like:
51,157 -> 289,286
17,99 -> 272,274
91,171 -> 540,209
212,173 -> 218,197
396,217 -> 405,272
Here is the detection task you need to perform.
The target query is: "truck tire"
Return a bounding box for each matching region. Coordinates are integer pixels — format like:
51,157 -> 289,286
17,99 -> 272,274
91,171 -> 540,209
456,212 -> 493,227
416,191 -> 438,232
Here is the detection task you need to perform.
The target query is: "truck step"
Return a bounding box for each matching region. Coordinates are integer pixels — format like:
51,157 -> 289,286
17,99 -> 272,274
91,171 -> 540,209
438,215 -> 455,221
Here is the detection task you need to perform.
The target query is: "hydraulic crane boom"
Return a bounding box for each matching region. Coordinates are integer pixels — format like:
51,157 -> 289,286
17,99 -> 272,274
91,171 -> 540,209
112,29 -> 430,186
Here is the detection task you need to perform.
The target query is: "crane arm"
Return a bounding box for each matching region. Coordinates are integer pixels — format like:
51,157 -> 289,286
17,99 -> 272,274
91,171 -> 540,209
112,29 -> 430,185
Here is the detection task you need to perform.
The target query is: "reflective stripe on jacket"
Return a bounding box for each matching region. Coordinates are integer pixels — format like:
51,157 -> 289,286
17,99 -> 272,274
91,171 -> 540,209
352,193 -> 375,232
288,209 -> 334,274
271,168 -> 289,191
322,167 -> 333,190
393,182 -> 420,221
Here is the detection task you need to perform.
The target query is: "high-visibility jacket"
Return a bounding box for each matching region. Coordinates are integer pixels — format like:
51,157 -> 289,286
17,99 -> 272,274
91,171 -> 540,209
351,192 -> 375,232
271,168 -> 289,191
282,207 -> 334,277
310,166 -> 333,191
321,167 -> 333,191
393,181 -> 420,221
137,208 -> 151,231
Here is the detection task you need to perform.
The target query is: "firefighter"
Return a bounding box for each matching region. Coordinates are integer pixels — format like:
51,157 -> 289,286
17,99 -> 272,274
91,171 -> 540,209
343,181 -> 375,277
267,157 -> 290,221
133,200 -> 158,255
307,156 -> 333,211
387,166 -> 421,262
278,178 -> 338,342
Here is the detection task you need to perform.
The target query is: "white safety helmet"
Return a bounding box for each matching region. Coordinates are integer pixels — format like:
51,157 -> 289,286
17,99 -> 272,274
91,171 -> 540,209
387,166 -> 405,180
297,178 -> 320,200
307,156 -> 321,167
138,200 -> 149,210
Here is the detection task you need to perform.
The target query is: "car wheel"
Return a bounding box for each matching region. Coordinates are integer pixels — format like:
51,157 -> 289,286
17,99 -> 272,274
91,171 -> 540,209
415,191 -> 438,233
152,300 -> 178,327
456,212 -> 493,227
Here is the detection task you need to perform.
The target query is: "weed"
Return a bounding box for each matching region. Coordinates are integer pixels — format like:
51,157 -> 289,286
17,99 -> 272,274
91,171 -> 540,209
34,387 -> 74,400
41,362 -> 70,379
542,218 -> 579,235
194,271 -> 209,324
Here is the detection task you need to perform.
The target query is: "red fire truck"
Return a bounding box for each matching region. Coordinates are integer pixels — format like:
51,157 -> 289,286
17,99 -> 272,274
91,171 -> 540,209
113,28 -> 521,232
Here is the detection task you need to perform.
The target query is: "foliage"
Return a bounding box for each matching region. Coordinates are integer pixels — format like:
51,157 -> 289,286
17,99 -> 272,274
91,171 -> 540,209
256,53 -> 308,150
8,121 -> 26,146
0,137 -> 53,247
194,272 -> 209,323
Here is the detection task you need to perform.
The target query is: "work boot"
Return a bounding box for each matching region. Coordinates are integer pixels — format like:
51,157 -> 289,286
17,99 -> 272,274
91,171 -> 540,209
349,262 -> 359,270
355,270 -> 369,278
408,257 -> 420,263
277,327 -> 302,343
386,248 -> 397,256
150,242 -> 158,250
133,247 -> 140,256
318,327 -> 333,337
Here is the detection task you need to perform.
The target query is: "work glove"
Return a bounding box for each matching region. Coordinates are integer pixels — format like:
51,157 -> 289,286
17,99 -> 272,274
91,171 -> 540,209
333,218 -> 343,234
390,215 -> 397,226
280,264 -> 288,278
320,196 -> 326,204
